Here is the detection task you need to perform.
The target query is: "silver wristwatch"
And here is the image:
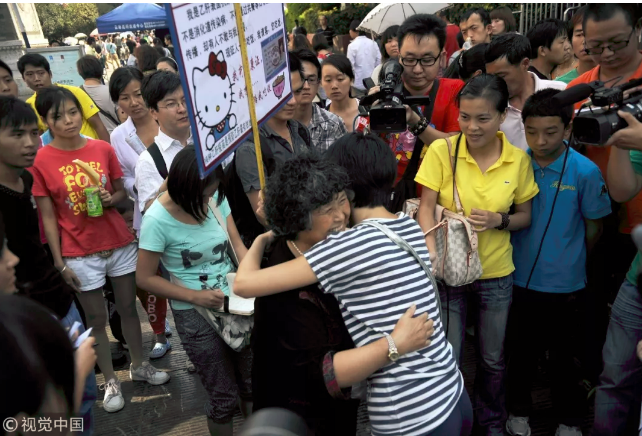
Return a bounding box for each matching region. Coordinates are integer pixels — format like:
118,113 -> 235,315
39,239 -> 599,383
384,333 -> 400,362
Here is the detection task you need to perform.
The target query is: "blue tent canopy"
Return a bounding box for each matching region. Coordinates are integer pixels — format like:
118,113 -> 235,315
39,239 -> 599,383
96,3 -> 168,34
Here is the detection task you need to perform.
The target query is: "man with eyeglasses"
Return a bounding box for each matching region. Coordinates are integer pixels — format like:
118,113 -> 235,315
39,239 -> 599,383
565,5 -> 642,435
135,71 -> 192,214
380,14 -> 463,191
290,49 -> 347,150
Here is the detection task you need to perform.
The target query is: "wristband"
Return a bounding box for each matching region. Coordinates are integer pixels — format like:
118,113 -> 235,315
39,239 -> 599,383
58,265 -> 68,274
495,213 -> 510,231
410,117 -> 428,136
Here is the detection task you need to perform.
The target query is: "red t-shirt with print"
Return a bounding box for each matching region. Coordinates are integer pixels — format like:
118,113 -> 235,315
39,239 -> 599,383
31,139 -> 135,257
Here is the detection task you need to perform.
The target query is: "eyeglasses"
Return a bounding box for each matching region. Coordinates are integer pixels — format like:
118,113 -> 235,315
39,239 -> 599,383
584,29 -> 635,55
303,75 -> 319,85
158,99 -> 187,111
400,53 -> 442,67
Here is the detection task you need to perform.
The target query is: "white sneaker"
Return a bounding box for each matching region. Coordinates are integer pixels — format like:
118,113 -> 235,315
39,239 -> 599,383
100,378 -> 125,413
556,424 -> 582,436
165,319 -> 172,337
130,361 -> 170,385
149,341 -> 171,359
506,414 -> 531,436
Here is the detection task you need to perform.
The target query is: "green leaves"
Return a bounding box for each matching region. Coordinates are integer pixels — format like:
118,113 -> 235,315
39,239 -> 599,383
36,3 -> 100,42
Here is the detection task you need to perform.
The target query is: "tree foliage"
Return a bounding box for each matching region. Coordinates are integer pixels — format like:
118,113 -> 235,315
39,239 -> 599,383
35,3 -> 99,42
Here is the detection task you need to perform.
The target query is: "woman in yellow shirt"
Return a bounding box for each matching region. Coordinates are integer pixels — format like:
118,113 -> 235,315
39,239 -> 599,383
415,74 -> 538,435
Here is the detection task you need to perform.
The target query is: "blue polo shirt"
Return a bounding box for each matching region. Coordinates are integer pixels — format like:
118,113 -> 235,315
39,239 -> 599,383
512,147 -> 611,293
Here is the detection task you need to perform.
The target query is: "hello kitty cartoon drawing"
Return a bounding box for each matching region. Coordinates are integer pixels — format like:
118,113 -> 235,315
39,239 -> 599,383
193,51 -> 237,151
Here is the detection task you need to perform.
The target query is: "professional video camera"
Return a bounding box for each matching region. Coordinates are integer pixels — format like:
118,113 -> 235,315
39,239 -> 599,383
359,60 -> 432,134
552,78 -> 642,146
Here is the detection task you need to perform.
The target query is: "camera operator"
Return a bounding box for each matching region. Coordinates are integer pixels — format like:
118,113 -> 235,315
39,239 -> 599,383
365,14 -> 463,209
590,110 -> 642,435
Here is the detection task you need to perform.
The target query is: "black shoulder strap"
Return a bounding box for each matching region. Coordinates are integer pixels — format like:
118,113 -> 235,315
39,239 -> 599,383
79,84 -> 121,127
401,79 -> 441,181
147,142 -> 168,180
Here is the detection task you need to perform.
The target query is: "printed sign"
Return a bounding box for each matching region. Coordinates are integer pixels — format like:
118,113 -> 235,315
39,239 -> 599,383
166,3 -> 291,176
26,46 -> 85,87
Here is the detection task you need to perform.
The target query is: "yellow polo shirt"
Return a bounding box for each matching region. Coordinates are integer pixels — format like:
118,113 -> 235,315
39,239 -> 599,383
26,84 -> 100,139
415,132 -> 539,279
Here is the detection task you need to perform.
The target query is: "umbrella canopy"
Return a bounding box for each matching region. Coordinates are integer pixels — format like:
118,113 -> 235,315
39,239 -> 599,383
90,28 -> 99,36
357,3 -> 449,36
74,33 -> 87,39
96,3 -> 168,34
63,37 -> 78,45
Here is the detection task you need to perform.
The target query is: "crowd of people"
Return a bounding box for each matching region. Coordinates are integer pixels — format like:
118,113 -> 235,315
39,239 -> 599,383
2,3 -> 642,436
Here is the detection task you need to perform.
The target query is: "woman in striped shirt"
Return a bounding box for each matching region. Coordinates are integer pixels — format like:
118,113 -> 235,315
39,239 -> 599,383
236,133 -> 471,436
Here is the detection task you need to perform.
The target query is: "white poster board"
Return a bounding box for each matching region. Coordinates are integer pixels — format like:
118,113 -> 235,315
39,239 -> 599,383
26,45 -> 86,88
166,3 -> 291,176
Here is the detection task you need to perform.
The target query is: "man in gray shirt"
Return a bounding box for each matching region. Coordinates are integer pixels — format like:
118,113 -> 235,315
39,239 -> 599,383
233,52 -> 310,243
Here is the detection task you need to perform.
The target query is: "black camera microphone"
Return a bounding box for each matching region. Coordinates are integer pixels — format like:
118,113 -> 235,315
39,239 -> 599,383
551,82 -> 598,107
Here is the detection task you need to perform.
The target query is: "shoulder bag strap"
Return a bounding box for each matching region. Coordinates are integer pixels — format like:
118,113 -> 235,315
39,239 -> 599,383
147,142 -> 168,180
79,84 -> 121,127
360,220 -> 442,319
208,198 -> 239,266
445,135 -> 464,215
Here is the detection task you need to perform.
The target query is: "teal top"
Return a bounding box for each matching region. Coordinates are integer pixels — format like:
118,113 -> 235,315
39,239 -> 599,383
626,151 -> 642,286
555,68 -> 580,85
138,194 -> 234,311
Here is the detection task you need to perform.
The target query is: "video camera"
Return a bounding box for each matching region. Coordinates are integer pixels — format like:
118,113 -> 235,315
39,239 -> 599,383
552,78 -> 642,146
359,60 -> 432,134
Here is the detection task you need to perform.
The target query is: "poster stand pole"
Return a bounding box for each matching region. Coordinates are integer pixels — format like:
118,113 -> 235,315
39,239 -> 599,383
234,4 -> 266,191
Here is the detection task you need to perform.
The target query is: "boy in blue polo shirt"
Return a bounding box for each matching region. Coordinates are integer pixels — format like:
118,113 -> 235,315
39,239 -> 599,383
505,88 -> 612,436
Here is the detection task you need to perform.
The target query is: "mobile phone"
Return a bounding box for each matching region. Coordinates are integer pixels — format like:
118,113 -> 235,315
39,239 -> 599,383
363,78 -> 376,91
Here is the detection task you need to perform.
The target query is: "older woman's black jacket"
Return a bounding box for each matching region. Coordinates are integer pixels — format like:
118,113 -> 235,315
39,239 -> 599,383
252,237 -> 359,435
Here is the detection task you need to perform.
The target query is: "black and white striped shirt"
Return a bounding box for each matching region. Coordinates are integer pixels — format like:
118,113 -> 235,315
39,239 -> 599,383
305,214 -> 463,435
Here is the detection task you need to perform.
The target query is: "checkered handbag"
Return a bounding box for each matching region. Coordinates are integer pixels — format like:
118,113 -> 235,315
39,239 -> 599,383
425,136 -> 482,286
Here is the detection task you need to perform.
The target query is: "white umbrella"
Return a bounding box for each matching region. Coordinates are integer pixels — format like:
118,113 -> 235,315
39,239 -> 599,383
90,28 -> 99,36
63,37 -> 78,45
358,3 -> 450,36
120,31 -> 134,39
74,32 -> 87,39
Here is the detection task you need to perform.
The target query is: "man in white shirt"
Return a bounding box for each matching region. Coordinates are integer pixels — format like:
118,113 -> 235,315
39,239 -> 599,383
135,71 -> 192,213
347,19 -> 381,98
485,33 -> 566,151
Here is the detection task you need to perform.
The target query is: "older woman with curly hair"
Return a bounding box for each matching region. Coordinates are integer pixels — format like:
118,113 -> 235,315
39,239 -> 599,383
251,149 -> 433,435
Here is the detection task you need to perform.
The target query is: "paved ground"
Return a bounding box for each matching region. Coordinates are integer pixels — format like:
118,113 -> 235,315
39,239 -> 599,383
93,304 -> 595,436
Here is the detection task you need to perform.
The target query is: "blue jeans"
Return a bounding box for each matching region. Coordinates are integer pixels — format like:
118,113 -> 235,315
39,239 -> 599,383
61,301 -> 97,436
593,279 -> 642,436
439,275 -> 512,436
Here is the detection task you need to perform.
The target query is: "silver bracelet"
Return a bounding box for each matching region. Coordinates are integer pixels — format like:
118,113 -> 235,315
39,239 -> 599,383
59,265 -> 67,274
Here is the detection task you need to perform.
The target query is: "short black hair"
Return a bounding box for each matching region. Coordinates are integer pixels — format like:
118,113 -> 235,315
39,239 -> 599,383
167,146 -> 225,223
288,50 -> 304,81
86,36 -> 96,45
398,14 -> 446,52
0,295 -> 76,423
0,59 -> 13,77
0,96 -> 38,130
265,150 -> 350,240
34,86 -> 84,123
292,48 -> 320,77
583,4 -> 640,31
140,38 -> 148,45
76,55 -> 103,80
526,18 -> 567,59
349,19 -> 361,32
457,73 -> 509,113
490,7 -> 517,33
568,6 -> 588,41
126,40 -> 137,55
17,53 -> 50,77
311,33 -> 330,52
485,33 -> 531,66
292,34 -> 312,51
380,25 -> 400,60
293,25 -> 308,36
153,37 -> 164,46
164,34 -> 172,43
135,44 -> 162,72
326,132 -> 397,209
522,88 -> 573,127
460,8 -> 491,27
141,70 -> 182,111
443,43 -> 488,81
156,56 -> 178,72
321,54 -> 354,81
109,66 -> 144,103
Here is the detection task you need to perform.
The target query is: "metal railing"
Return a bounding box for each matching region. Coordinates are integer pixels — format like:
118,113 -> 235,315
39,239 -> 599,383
515,3 -> 587,35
